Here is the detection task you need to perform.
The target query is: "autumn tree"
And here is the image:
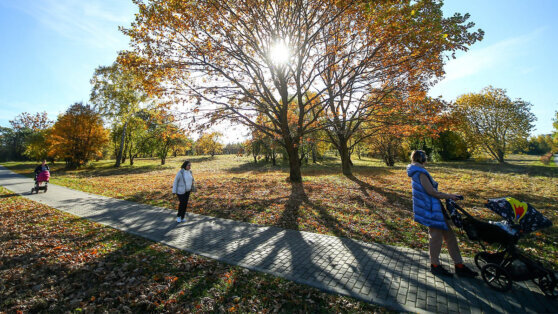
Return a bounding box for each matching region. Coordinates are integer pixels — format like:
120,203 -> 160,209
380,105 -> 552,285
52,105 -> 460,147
365,93 -> 449,166
115,1 -> 338,181
196,132 -> 224,157
317,1 -> 482,175
122,0 -> 483,180
172,136 -> 193,157
143,110 -> 188,165
48,103 -> 109,169
90,62 -> 149,167
454,86 -> 536,163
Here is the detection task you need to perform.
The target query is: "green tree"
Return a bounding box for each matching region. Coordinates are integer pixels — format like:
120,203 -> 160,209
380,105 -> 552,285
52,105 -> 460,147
432,131 -> 470,161
455,86 -> 536,163
2,112 -> 53,161
525,134 -> 554,155
24,129 -> 52,161
90,62 -> 148,167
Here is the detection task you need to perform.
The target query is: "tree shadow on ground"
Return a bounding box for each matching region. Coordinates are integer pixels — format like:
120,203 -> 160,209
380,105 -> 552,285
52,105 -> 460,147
345,174 -> 413,213
431,160 -> 557,178
178,182 -> 553,313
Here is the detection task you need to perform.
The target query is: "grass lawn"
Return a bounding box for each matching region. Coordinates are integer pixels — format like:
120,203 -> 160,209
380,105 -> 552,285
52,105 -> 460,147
2,154 -> 557,267
0,186 -> 384,312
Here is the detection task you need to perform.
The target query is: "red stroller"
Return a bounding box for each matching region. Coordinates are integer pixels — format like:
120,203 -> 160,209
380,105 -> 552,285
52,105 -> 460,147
32,170 -> 50,193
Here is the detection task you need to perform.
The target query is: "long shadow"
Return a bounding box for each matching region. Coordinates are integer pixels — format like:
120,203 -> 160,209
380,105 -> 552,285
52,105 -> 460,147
345,174 -> 413,213
3,167 -> 556,312
431,160 -> 558,178
301,184 -> 554,312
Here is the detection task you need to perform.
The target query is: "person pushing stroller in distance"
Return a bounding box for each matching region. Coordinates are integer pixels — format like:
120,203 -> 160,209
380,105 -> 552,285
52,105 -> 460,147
407,150 -> 477,278
32,159 -> 50,193
34,159 -> 50,179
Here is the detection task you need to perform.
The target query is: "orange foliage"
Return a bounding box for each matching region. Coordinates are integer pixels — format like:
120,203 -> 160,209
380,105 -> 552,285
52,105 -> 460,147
48,103 -> 109,168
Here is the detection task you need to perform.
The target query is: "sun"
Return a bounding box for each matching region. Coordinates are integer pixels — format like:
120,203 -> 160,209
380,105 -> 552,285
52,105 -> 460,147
269,40 -> 290,66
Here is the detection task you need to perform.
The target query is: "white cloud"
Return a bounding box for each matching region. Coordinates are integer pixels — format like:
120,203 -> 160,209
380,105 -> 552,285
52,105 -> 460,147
2,0 -> 135,49
439,28 -> 544,83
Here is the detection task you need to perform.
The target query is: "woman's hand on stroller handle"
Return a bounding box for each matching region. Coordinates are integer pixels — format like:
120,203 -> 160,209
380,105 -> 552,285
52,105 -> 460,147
448,194 -> 463,201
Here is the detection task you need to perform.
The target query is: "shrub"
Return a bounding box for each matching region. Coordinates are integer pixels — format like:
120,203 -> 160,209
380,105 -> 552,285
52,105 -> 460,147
540,152 -> 553,165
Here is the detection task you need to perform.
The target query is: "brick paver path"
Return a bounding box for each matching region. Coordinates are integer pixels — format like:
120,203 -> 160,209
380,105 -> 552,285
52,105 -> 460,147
1,166 -> 556,313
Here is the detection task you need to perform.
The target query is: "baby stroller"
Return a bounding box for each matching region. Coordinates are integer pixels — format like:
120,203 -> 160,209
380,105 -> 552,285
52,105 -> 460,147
32,170 -> 50,193
446,197 -> 556,298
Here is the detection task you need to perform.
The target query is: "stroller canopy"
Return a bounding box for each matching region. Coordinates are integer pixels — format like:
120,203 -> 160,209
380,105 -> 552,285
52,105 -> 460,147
485,197 -> 552,234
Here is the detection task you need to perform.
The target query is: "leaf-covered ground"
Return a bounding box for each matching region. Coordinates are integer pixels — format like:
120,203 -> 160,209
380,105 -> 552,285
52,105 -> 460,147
0,186 -> 385,312
3,154 -> 557,267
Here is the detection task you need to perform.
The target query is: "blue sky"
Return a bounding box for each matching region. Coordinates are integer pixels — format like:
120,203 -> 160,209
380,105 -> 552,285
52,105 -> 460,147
1,0 -> 557,139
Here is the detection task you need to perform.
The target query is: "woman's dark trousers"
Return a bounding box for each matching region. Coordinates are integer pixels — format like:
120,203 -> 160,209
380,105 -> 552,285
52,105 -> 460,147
177,192 -> 191,219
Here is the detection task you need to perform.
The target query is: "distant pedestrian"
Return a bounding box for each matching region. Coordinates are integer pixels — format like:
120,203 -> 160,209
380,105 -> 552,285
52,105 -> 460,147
406,150 -> 477,278
172,160 -> 196,222
34,159 -> 50,181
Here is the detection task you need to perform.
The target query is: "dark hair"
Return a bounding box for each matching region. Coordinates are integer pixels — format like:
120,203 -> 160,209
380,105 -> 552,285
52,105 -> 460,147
180,160 -> 191,169
411,150 -> 427,163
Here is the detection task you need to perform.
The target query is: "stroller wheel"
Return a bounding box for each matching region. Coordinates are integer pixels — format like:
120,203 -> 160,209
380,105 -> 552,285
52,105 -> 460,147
482,263 -> 512,292
475,252 -> 490,270
44,186 -> 48,193
536,273 -> 558,299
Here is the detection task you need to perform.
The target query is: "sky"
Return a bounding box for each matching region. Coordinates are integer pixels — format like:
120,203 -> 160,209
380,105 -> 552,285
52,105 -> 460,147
1,0 -> 557,143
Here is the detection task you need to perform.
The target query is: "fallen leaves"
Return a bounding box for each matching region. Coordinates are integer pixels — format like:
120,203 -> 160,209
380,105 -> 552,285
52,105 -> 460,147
0,186 -> 384,312
5,154 -> 557,266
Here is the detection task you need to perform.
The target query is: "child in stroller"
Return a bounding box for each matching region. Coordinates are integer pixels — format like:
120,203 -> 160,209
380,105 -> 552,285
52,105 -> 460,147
446,197 -> 556,298
32,160 -> 50,194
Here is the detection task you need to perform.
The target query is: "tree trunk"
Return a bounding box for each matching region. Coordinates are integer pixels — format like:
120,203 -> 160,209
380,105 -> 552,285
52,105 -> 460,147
121,142 -> 127,164
312,145 -> 317,164
115,121 -> 127,167
285,142 -> 302,182
497,150 -> 505,163
339,138 -> 352,176
129,150 -> 134,166
271,149 -> 276,166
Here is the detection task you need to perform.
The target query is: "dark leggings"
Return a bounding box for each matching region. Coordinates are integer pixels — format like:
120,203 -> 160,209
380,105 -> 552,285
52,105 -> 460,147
177,192 -> 191,219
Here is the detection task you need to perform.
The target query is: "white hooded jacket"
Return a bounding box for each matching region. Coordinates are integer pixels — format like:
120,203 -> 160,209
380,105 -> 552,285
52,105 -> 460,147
172,169 -> 195,194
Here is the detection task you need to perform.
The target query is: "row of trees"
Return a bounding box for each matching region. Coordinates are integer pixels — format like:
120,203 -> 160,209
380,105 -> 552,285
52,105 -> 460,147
0,106 -> 233,168
237,85 -> 550,167
1,105 -> 108,168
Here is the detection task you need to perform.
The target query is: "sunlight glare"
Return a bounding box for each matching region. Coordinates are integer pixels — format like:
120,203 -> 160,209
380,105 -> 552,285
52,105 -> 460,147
269,40 -> 290,66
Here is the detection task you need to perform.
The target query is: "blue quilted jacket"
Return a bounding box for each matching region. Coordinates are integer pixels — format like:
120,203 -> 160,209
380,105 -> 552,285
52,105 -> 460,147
407,164 -> 448,230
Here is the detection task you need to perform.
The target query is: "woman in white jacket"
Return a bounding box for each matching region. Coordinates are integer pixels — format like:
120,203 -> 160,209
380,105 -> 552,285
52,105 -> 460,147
172,160 -> 195,222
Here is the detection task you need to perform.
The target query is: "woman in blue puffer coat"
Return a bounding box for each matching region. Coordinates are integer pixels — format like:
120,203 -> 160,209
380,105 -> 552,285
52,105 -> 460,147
407,150 -> 477,278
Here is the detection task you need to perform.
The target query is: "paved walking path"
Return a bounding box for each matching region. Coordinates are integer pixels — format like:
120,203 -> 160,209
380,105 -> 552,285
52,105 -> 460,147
1,166 -> 556,313
554,154 -> 558,166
